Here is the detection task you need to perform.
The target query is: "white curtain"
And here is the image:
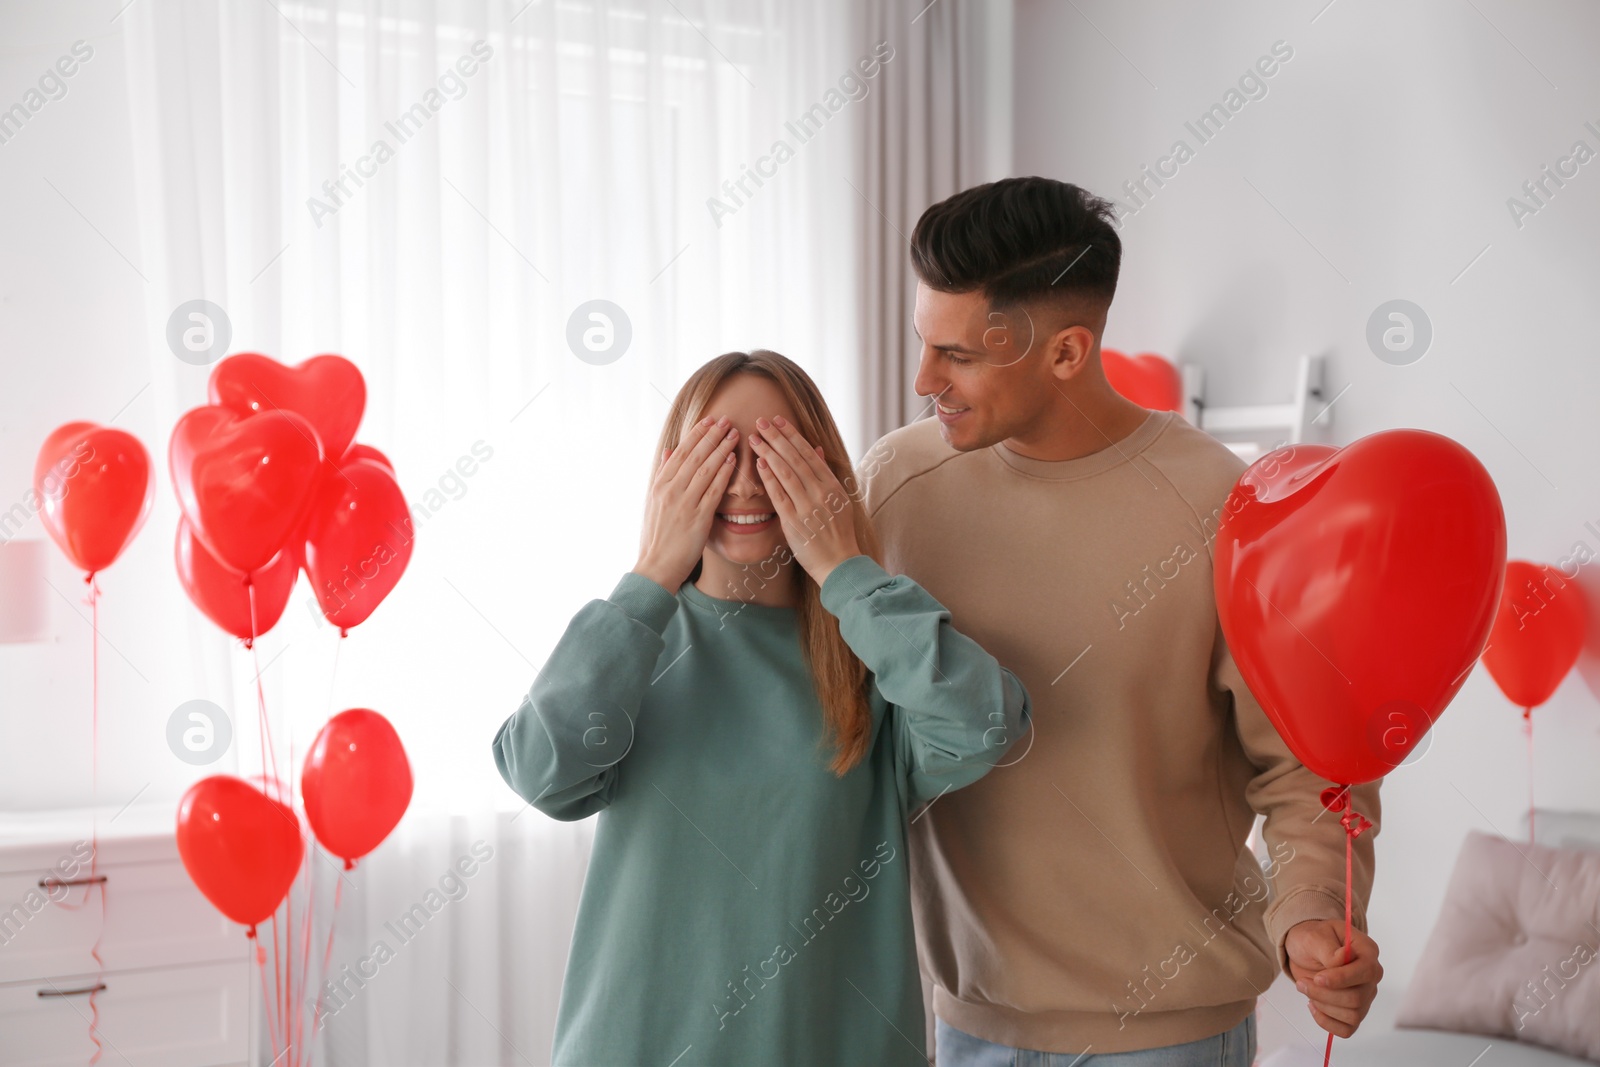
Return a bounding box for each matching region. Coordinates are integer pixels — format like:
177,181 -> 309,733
120,0 -> 882,1062
858,0 -> 1011,443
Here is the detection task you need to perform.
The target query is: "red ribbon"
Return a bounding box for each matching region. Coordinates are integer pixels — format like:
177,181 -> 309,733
1317,786 -> 1370,1067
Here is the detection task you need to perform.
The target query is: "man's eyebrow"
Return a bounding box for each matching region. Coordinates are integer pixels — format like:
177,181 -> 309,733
911,324 -> 986,355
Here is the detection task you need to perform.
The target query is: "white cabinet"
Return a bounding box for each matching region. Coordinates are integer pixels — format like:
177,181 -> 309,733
0,806 -> 256,1067
0,961 -> 250,1067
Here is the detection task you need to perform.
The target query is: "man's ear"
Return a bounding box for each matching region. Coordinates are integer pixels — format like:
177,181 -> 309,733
1046,323 -> 1098,381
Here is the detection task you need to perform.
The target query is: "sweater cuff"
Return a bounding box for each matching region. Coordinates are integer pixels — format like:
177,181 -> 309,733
607,571 -> 681,635
819,554 -> 894,615
1265,884 -> 1357,974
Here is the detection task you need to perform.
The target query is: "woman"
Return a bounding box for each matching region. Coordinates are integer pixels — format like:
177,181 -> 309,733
492,349 -> 1032,1066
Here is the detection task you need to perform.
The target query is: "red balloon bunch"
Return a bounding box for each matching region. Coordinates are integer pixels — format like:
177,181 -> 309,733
175,710 -> 411,931
170,353 -> 414,640
34,422 -> 154,577
1214,429 -> 1506,786
1101,349 -> 1184,413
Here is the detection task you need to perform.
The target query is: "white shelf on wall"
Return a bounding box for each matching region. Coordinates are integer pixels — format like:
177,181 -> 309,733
0,538 -> 50,644
1180,355 -> 1327,462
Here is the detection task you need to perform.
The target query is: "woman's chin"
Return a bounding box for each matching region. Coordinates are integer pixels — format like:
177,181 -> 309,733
710,534 -> 785,567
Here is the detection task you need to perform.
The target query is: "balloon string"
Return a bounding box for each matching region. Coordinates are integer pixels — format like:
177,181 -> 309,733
300,641 -> 345,1067
272,905 -> 287,1064
85,574 -> 106,1064
254,934 -> 283,1067
286,664 -> 297,1064
294,848 -> 314,1067
1524,707 -> 1535,844
304,643 -> 348,1067
1319,786 -> 1372,1067
247,580 -> 289,1065
286,886 -> 296,1067
305,866 -> 346,1067
247,639 -> 284,1067
246,580 -> 282,798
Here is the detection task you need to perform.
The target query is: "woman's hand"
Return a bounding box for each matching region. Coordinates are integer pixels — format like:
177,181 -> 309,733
748,415 -> 863,586
633,415 -> 740,592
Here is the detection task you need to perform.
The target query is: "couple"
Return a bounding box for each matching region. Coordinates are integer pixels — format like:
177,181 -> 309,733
492,177 -> 1383,1066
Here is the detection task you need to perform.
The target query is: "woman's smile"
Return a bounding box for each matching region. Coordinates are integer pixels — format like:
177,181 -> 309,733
715,510 -> 777,534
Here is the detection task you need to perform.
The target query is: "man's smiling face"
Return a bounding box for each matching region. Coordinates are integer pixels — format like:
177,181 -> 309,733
911,282 -> 1054,452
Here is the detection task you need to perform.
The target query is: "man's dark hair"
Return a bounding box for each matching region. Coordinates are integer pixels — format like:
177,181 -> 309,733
909,177 -> 1121,318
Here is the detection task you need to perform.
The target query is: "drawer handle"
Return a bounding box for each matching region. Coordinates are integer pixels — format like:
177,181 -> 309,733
38,874 -> 108,889
38,982 -> 107,998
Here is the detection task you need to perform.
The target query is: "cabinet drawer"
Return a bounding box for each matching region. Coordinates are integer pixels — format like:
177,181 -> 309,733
0,861 -> 240,984
0,959 -> 250,1066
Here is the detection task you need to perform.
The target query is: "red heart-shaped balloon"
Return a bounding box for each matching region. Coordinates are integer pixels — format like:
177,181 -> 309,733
175,517 -> 299,642
302,708 -> 413,866
169,405 -> 325,575
1102,349 -> 1183,412
34,422 -> 154,576
341,442 -> 393,474
302,458 -> 414,632
210,353 -> 366,463
1482,561 -> 1585,710
1214,429 -> 1505,785
175,775 -> 304,931
280,443 -> 396,574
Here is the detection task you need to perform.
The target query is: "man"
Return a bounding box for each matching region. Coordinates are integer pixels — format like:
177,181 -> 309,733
857,177 -> 1383,1064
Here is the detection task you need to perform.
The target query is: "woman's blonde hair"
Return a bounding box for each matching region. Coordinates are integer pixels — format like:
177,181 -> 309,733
651,349 -> 884,776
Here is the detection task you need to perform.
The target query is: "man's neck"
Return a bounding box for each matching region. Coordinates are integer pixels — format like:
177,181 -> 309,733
1001,392 -> 1153,463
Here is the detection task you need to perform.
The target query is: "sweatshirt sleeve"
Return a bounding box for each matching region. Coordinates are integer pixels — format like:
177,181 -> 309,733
491,570 -> 680,821
1215,621 -> 1382,973
818,554 -> 1033,809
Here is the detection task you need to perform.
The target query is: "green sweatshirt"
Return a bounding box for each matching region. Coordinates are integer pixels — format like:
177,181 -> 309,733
492,552 -> 1031,1066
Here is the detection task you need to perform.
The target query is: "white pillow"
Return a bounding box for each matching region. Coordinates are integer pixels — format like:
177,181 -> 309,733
1397,830 -> 1600,1062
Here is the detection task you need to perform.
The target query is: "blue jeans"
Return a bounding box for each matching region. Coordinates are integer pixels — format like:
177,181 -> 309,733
935,1013 -> 1256,1066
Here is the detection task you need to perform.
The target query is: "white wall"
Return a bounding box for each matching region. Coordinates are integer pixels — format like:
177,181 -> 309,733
0,1 -> 210,814
1014,0 -> 1600,1044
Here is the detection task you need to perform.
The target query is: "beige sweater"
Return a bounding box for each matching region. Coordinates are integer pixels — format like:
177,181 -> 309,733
859,409 -> 1380,1054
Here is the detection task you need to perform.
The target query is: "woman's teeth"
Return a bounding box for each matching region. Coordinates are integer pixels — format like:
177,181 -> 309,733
719,513 -> 774,525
